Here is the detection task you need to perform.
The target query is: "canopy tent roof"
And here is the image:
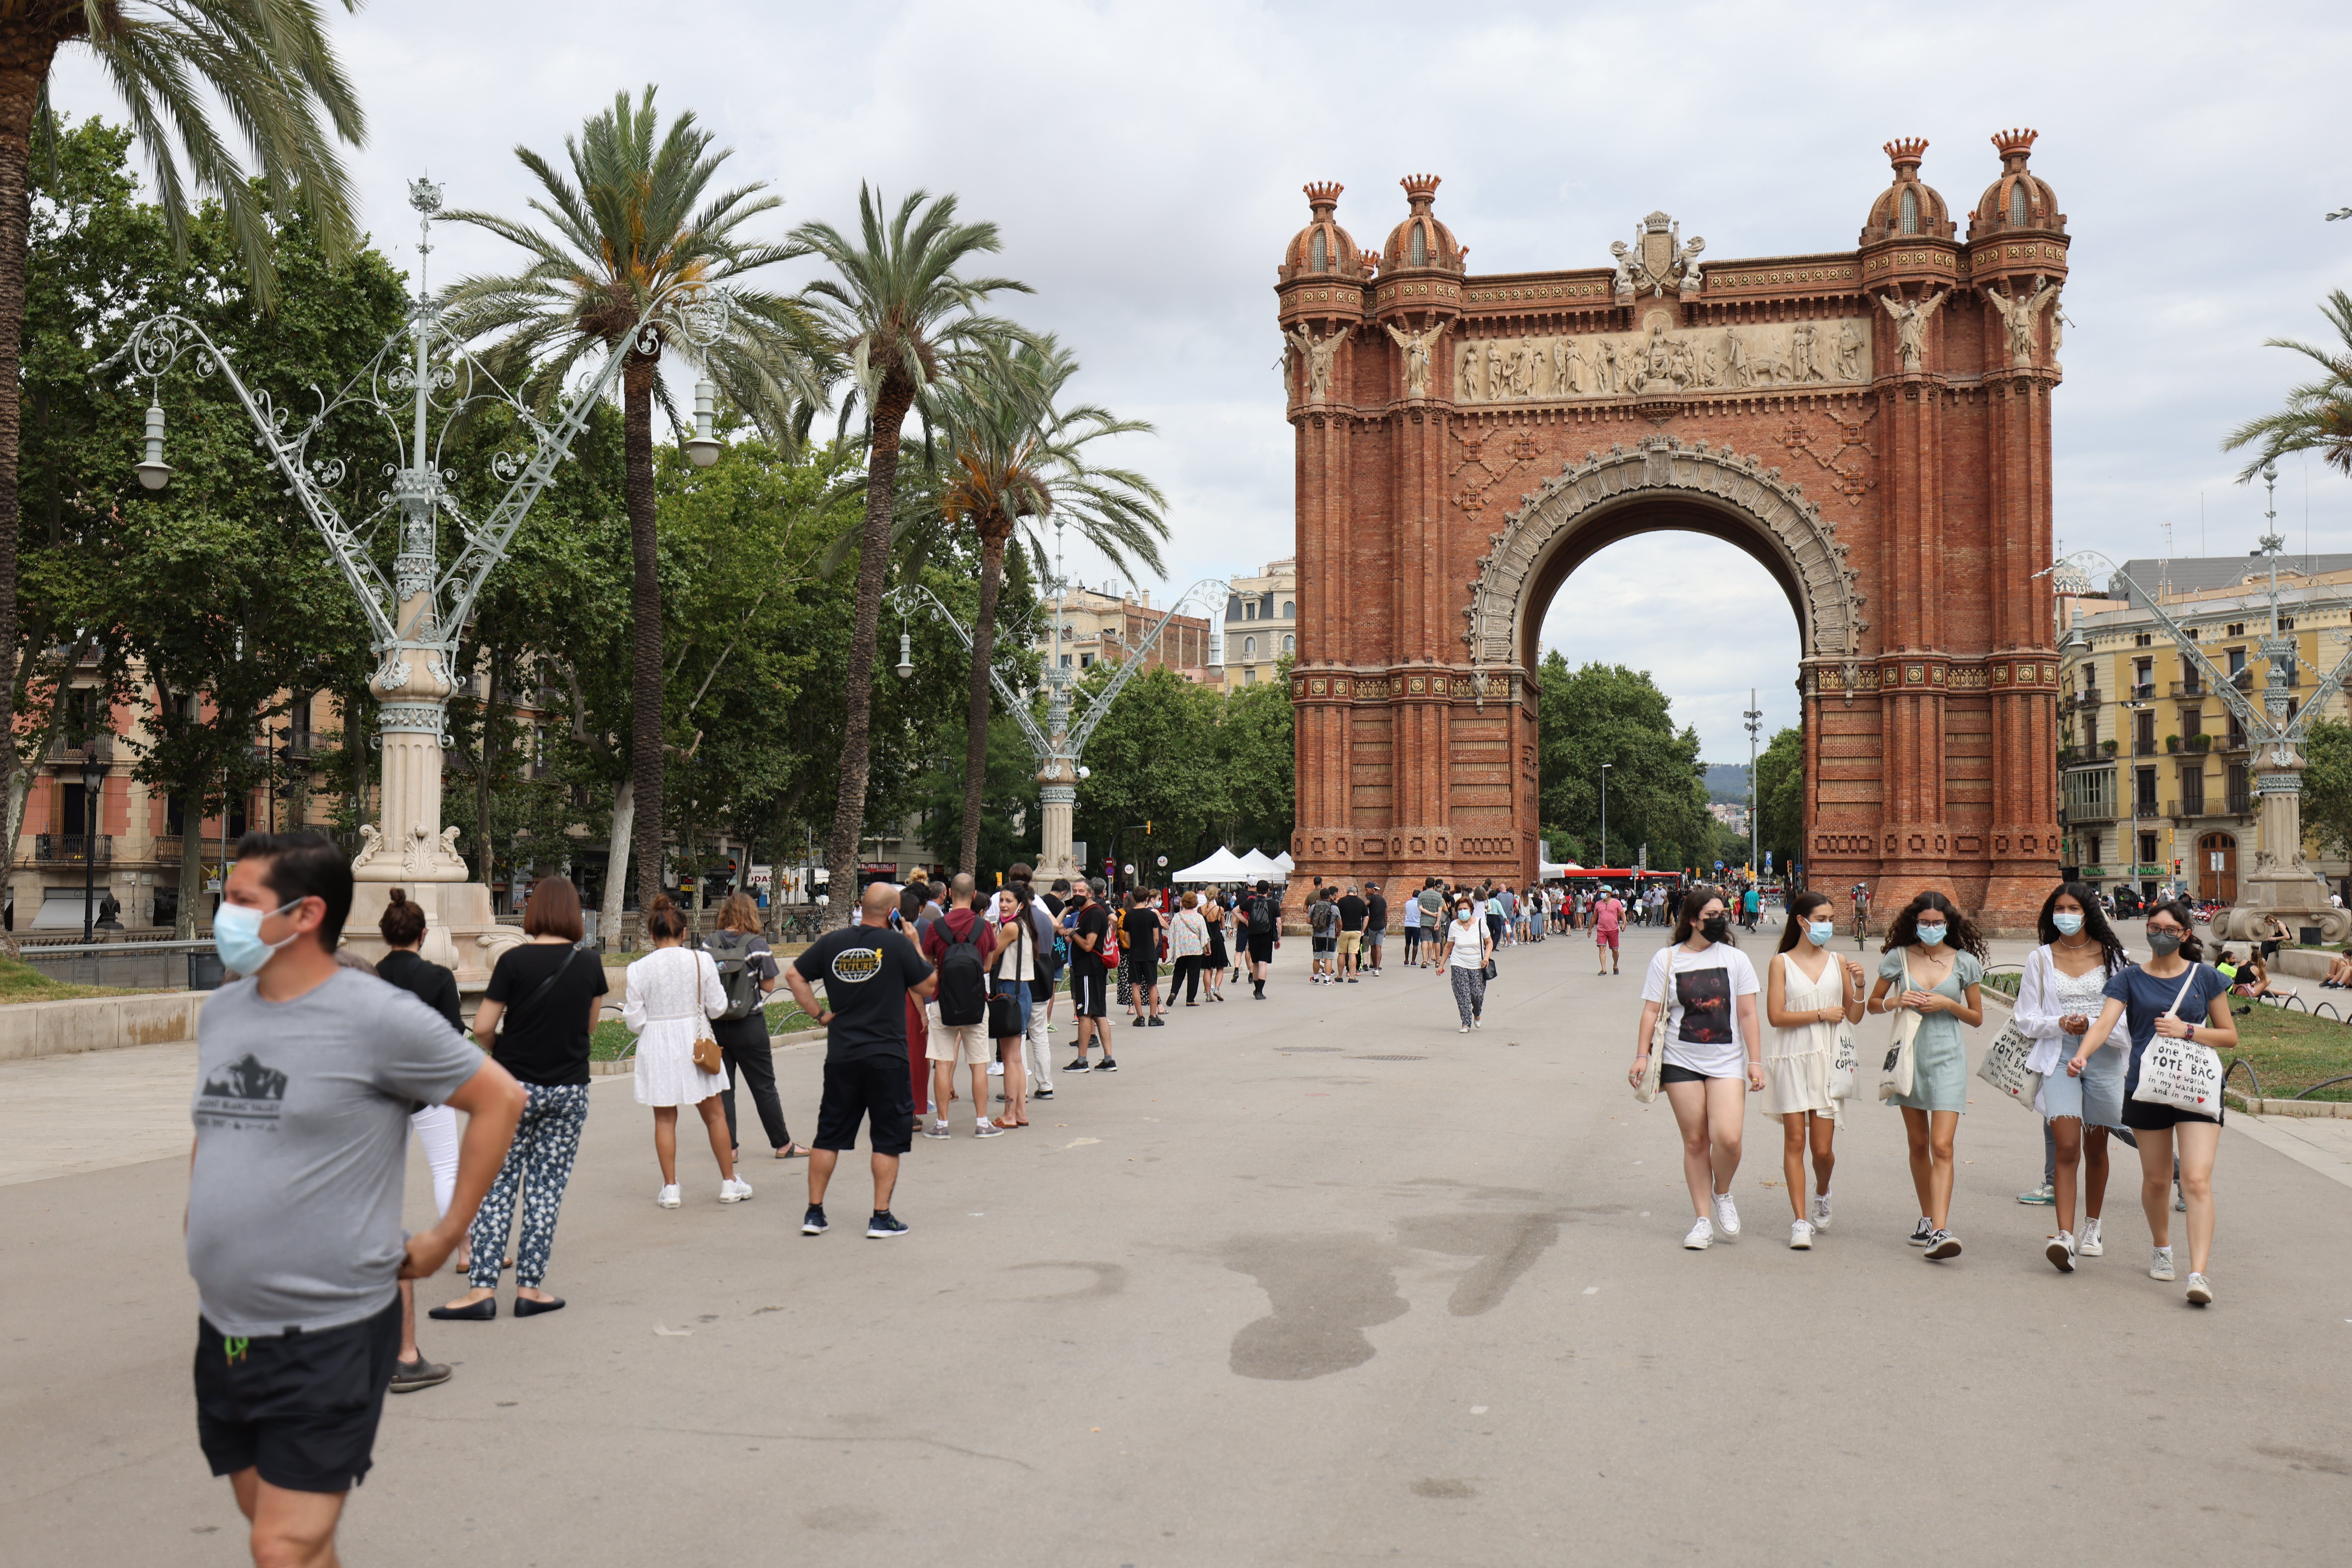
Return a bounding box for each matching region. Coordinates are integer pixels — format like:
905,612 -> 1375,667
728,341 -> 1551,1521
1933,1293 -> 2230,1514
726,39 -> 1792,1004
1538,859 -> 1579,878
1172,847 -> 1250,883
1234,849 -> 1285,881
1272,851 -> 1295,872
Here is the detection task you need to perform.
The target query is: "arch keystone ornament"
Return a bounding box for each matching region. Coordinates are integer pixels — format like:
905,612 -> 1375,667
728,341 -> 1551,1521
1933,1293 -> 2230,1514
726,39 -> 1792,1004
1280,142 -> 2069,931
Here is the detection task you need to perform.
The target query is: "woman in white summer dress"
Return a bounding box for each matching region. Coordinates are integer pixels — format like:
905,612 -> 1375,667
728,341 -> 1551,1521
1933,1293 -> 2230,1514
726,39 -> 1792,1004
625,894 -> 746,1208
1760,891 -> 1866,1251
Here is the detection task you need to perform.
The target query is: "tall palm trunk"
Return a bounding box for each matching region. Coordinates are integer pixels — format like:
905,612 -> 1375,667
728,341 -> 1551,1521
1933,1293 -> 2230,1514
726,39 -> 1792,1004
825,374 -> 914,924
0,40 -> 58,908
623,354 -> 666,916
957,526 -> 1008,876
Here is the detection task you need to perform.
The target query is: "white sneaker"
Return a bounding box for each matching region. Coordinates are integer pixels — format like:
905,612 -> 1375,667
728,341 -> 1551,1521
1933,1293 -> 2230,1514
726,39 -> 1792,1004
2045,1231 -> 2076,1273
1789,1220 -> 1815,1250
989,1061 -> 1005,1077
656,1184 -> 681,1209
719,1177 -> 753,1204
2185,1272 -> 2215,1306
2079,1216 -> 2103,1257
2149,1246 -> 2176,1283
1809,1190 -> 1832,1231
1683,1216 -> 1713,1250
1711,1191 -> 1741,1240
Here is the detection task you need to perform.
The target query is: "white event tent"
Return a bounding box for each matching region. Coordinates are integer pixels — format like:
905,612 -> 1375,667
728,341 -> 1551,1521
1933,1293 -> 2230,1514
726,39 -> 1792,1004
1234,849 -> 1285,882
1172,847 -> 1250,883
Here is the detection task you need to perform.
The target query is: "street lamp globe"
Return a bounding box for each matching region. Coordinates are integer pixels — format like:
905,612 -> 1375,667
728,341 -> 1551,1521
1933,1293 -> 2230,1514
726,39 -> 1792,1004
135,402 -> 170,489
893,629 -> 915,681
684,380 -> 723,468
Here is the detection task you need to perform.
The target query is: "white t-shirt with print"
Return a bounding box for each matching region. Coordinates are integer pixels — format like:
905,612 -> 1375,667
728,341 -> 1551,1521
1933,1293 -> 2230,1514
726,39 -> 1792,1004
1640,942 -> 1761,1078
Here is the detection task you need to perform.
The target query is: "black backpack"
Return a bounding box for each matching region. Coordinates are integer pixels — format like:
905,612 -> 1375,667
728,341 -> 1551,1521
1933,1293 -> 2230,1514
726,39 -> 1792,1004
711,937 -> 767,1022
936,916 -> 989,1027
1248,895 -> 1277,936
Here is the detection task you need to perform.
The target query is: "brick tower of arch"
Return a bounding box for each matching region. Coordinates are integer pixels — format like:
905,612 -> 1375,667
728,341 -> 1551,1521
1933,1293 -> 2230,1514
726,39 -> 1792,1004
1277,135 -> 2069,930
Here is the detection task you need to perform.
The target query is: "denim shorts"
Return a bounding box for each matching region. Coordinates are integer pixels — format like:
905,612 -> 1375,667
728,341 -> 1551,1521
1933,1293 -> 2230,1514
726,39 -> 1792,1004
2041,1042 -> 2125,1129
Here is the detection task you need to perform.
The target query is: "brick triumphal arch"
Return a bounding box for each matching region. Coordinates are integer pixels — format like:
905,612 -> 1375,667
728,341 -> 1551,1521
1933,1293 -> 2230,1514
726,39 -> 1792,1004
1278,133 -> 2069,928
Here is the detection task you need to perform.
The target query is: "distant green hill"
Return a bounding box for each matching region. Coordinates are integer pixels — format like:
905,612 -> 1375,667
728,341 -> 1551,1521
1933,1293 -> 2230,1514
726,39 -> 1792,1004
1703,762 -> 1749,803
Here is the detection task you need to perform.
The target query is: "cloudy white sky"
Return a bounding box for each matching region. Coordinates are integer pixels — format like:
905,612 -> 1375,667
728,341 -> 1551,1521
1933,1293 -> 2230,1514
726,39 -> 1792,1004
51,1 -> 2352,757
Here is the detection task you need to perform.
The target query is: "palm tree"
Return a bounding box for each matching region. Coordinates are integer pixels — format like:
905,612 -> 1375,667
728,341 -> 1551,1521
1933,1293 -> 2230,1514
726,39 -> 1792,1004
0,0 -> 365,876
930,336 -> 1166,875
442,86 -> 828,922
2223,289 -> 2352,480
792,187 -> 1026,920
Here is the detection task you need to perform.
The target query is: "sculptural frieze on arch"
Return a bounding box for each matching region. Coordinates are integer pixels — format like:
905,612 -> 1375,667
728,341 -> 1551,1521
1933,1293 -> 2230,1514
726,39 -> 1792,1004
1276,135 -> 2072,932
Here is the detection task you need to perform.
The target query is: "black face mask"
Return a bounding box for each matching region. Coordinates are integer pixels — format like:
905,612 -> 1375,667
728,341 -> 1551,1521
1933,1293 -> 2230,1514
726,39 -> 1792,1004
1700,915 -> 1731,943
2145,929 -> 2184,957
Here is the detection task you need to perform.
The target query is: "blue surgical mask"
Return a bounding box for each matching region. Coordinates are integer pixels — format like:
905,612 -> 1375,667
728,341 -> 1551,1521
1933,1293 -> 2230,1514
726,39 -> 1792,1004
1915,923 -> 1947,947
2052,912 -> 2085,936
214,898 -> 299,975
1809,921 -> 1836,946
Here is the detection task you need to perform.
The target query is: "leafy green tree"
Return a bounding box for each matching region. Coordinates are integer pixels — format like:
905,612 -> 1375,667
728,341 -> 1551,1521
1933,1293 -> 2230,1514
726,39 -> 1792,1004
1536,652 -> 1711,870
928,334 -> 1165,876
1213,660 -> 1295,856
1069,663 -> 1229,875
2300,720 -> 2352,863
444,85 -> 829,916
1753,724 -> 1804,874
1,0 -> 366,892
2222,290 -> 2352,479
791,186 -> 1028,921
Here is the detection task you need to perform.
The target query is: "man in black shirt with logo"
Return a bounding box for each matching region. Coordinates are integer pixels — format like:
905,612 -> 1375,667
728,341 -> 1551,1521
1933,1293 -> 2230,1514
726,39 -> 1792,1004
1062,880 -> 1115,1072
1122,889 -> 1166,1027
1365,883 -> 1389,976
1335,884 -> 1369,983
785,882 -> 936,1238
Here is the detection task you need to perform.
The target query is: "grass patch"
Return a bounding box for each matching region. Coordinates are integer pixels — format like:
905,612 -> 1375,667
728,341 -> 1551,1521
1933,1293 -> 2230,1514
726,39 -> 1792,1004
1981,970 -> 2022,998
2222,1002 -> 2352,1101
0,952 -> 151,1003
587,999 -> 820,1062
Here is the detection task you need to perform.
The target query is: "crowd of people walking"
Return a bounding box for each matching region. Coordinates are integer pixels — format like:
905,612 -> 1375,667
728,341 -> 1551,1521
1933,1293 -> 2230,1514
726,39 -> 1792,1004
1626,878 -> 2235,1308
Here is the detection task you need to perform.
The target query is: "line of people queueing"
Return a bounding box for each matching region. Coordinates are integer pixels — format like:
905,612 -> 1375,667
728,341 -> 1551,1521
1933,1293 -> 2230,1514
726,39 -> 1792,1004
1628,882 -> 2232,1307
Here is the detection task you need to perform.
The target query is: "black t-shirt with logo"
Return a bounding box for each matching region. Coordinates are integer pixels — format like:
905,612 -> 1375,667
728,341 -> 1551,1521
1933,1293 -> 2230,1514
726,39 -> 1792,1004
1337,895 -> 1368,931
1122,906 -> 1163,965
1366,893 -> 1387,931
792,925 -> 933,1065
1071,903 -> 1111,971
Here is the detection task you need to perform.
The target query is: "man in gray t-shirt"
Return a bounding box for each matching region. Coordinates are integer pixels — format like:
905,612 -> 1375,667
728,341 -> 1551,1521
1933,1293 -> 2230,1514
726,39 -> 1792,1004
186,831 -> 523,1564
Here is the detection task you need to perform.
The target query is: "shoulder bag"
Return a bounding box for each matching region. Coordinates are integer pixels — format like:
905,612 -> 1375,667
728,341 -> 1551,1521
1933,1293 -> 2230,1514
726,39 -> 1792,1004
1876,954 -> 1920,1103
1975,949 -> 2046,1110
2130,965 -> 2223,1113
987,918 -> 1027,1039
688,950 -> 724,1075
1805,951 -> 1862,1101
1634,957 -> 1671,1104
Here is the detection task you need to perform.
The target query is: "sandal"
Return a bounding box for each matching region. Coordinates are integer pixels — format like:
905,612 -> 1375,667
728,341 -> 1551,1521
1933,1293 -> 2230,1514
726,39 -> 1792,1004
991,1114 -> 1021,1130
773,1144 -> 810,1159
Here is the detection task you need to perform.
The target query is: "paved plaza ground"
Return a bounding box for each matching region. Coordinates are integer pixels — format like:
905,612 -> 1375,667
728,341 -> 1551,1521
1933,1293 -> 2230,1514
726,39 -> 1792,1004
5,922 -> 2351,1564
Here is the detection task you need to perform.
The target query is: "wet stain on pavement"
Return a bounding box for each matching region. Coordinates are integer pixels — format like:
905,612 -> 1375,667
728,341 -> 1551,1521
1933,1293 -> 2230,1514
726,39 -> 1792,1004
1010,1260 -> 1128,1300
2254,1444 -> 2351,1476
1412,1478 -> 1477,1499
1395,1211 -> 1563,1317
1223,1233 -> 1407,1380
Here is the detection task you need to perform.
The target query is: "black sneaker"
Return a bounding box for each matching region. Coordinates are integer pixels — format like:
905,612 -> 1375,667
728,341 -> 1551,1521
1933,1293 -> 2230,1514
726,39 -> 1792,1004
1924,1230 -> 1963,1261
1906,1218 -> 1934,1247
802,1204 -> 829,1236
1130,1016 -> 1146,1027
389,1357 -> 452,1394
1346,977 -> 1359,984
1147,1016 -> 1165,1027
866,1211 -> 908,1239
1097,1056 -> 1119,1072
1033,1088 -> 1054,1099
1064,1057 -> 1093,1073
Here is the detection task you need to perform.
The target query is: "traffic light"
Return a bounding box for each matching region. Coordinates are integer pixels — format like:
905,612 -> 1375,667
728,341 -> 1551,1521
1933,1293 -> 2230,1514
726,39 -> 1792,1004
1146,820 -> 1152,835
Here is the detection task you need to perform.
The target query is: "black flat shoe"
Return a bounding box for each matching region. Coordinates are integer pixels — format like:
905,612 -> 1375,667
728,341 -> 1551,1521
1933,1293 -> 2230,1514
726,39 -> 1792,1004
428,1297 -> 496,1321
513,1295 -> 566,1318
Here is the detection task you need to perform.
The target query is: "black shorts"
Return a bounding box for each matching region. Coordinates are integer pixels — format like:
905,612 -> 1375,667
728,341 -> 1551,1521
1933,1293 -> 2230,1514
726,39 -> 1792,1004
1070,964 -> 1109,1018
814,1057 -> 915,1155
1125,955 -> 1160,990
1247,933 -> 1274,964
1312,937 -> 1336,954
2121,1096 -> 2223,1131
194,1295 -> 401,1493
1660,1063 -> 1738,1085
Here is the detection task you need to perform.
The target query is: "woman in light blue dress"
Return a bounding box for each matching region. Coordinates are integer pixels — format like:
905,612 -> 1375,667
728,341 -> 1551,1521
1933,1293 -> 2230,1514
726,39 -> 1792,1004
1866,891 -> 1986,1261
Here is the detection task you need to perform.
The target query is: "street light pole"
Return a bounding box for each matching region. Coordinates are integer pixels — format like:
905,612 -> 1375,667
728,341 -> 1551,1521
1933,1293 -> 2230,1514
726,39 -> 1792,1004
81,744 -> 102,942
1744,690 -> 1764,883
1599,763 -> 1612,869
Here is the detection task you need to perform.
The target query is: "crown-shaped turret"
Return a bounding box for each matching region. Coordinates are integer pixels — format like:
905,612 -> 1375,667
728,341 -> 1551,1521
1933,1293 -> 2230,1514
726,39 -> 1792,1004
1381,174 -> 1464,273
1862,137 -> 1954,244
1969,128 -> 2066,239
1280,182 -> 1363,282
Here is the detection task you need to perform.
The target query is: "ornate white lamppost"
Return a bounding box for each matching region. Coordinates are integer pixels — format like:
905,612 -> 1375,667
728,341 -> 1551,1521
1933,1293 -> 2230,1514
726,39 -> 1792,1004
889,522 -> 1225,883
105,179 -> 729,983
2046,469 -> 2352,947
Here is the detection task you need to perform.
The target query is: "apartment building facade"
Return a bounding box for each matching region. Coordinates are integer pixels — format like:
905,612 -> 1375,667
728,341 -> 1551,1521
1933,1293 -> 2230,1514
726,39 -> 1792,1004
1224,558 -> 1297,689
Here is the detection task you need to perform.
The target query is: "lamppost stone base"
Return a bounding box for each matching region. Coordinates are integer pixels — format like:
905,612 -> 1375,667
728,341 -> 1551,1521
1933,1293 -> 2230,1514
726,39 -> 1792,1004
341,881 -> 528,997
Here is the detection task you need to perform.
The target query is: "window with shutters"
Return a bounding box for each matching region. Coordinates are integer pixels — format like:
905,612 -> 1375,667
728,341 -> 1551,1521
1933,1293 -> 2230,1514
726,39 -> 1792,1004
1900,188 -> 1919,234
2010,183 -> 2027,226
1311,230 -> 1327,271
1411,222 -> 1427,266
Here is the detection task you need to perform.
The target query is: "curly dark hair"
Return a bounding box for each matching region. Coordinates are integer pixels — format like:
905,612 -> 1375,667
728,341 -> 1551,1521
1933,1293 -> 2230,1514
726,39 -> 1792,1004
1880,889 -> 1988,961
2037,880 -> 2126,974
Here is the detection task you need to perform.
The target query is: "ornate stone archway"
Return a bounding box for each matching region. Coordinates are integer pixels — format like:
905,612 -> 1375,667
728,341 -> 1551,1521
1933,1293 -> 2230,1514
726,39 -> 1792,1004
1276,137 -> 2070,929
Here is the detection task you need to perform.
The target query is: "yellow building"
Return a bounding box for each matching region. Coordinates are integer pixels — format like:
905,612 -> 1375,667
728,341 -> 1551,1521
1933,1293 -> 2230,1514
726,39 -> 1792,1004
2057,564 -> 2352,903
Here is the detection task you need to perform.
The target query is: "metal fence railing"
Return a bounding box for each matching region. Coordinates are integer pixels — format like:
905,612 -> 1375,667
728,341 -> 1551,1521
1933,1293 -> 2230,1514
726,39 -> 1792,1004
13,938 -> 223,991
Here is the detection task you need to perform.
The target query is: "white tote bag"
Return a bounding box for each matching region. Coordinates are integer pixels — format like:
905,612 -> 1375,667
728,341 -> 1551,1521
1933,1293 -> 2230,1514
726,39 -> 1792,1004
1975,950 -> 2047,1110
1828,1021 -> 1859,1100
1635,991 -> 1669,1105
2130,967 -> 2224,1113
1877,957 -> 1919,1104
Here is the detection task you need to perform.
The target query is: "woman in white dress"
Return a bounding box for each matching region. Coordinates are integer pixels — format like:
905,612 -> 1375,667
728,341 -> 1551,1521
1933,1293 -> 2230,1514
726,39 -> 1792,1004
1760,891 -> 1866,1250
625,894 -> 747,1208
2011,882 -> 2131,1273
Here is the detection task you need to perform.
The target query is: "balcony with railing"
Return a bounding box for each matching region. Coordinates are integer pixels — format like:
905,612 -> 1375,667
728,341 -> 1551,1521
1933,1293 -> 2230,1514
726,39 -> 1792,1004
33,833 -> 112,863
2169,679 -> 2205,699
45,733 -> 115,764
